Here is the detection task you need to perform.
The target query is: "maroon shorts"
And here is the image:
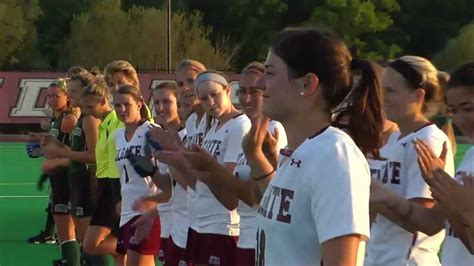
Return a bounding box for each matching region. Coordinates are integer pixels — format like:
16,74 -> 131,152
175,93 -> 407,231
115,215 -> 161,255
187,230 -> 238,266
184,228 -> 199,265
235,247 -> 255,266
164,236 -> 187,266
158,237 -> 168,262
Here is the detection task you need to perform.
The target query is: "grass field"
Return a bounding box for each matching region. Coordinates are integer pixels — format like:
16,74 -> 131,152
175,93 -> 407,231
0,142 -> 472,266
0,142 -> 57,266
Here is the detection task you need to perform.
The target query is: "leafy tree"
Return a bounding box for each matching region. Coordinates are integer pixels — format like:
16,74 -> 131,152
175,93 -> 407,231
35,0 -> 89,68
433,23 -> 474,71
186,0 -> 287,70
61,0 -> 232,70
0,0 -> 41,66
308,0 -> 401,60
392,0 -> 474,59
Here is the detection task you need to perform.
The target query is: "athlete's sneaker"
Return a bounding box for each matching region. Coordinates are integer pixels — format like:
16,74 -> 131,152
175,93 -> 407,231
27,231 -> 57,244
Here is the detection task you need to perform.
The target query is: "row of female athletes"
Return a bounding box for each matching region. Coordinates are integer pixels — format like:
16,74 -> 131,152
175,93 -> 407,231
29,27 -> 474,266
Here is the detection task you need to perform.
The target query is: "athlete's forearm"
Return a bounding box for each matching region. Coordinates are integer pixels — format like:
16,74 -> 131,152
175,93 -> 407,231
462,212 -> 474,253
64,148 -> 95,163
375,190 -> 445,235
205,161 -> 259,208
170,164 -> 196,190
246,151 -> 275,194
445,209 -> 474,253
202,162 -> 239,210
151,191 -> 172,205
151,169 -> 173,205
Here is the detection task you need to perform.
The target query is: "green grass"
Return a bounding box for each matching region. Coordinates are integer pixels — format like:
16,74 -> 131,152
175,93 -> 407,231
0,143 -> 57,266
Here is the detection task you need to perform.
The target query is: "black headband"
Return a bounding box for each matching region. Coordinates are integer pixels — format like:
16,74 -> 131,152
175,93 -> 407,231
389,59 -> 424,89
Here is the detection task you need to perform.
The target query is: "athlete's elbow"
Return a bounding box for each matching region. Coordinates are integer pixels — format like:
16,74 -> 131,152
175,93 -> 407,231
162,190 -> 172,203
85,151 -> 96,163
222,198 -> 238,211
422,224 -> 444,236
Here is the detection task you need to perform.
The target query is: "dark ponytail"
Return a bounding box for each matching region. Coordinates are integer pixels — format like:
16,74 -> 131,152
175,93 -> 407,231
271,28 -> 383,157
346,59 -> 383,157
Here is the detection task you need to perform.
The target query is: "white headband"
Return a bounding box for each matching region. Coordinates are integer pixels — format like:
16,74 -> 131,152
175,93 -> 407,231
194,72 -> 229,93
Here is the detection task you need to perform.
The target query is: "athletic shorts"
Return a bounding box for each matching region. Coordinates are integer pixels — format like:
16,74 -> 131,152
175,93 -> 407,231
235,247 -> 255,266
90,178 -> 121,230
158,237 -> 168,263
186,229 -> 238,266
165,236 -> 187,266
49,166 -> 70,215
115,215 -> 161,255
68,167 -> 98,218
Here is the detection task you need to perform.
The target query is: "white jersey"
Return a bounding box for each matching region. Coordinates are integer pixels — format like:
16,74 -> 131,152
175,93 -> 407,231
441,147 -> 474,266
257,126 -> 370,266
156,128 -> 187,238
234,120 -> 287,249
184,113 -> 208,231
194,113 -> 251,235
368,132 -> 397,181
114,121 -> 158,226
366,124 -> 455,266
165,128 -> 190,248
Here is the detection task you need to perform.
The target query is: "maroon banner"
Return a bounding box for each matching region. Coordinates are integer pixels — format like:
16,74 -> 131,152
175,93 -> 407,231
0,72 -> 240,124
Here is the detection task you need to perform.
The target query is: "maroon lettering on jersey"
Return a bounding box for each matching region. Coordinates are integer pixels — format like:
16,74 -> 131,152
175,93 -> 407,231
202,139 -> 222,157
389,161 -> 401,184
276,188 -> 294,224
258,185 -> 294,224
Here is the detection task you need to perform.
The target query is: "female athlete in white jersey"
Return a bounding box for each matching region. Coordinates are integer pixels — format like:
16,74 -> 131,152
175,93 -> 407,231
183,62 -> 288,265
174,59 -> 209,266
243,28 -> 384,266
155,70 -> 251,265
113,85 -> 162,266
133,81 -> 187,264
367,56 -> 456,266
388,62 -> 474,265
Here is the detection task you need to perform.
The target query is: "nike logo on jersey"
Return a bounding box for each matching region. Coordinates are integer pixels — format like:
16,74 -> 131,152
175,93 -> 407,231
258,185 -> 294,224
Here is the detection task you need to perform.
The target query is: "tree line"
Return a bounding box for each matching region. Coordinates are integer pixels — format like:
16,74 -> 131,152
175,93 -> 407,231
1,0 -> 473,72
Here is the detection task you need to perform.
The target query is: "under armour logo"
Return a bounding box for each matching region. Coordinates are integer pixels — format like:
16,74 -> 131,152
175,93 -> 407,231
401,142 -> 407,147
290,159 -> 302,168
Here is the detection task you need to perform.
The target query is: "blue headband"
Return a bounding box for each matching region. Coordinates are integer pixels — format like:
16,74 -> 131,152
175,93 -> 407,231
194,72 -> 229,93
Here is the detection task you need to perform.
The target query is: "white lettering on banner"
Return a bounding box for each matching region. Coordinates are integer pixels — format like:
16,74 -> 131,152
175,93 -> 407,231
2,74 -> 240,122
9,78 -> 53,117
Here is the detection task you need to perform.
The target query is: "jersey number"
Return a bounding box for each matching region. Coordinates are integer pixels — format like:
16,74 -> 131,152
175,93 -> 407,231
123,165 -> 130,183
256,229 -> 266,266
